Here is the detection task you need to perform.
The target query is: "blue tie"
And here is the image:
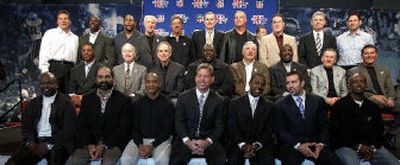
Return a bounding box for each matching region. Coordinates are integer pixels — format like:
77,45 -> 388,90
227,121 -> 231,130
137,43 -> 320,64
296,96 -> 305,119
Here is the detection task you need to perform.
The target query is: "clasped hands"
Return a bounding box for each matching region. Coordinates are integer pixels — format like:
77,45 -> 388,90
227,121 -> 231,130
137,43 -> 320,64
87,144 -> 106,161
185,139 -> 211,155
357,144 -> 376,161
298,142 -> 324,159
138,144 -> 154,159
242,144 -> 257,158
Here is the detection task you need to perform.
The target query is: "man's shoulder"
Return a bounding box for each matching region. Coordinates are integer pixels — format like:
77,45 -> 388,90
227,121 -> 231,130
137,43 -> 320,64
230,61 -> 243,69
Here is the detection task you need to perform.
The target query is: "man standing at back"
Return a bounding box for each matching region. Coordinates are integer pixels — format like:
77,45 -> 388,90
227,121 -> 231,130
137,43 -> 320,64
39,10 -> 79,94
114,15 -> 143,65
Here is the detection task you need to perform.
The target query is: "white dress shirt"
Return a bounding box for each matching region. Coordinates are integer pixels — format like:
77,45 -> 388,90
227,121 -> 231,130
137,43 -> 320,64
84,60 -> 95,77
244,60 -> 255,91
89,31 -> 100,44
37,93 -> 56,137
39,27 -> 79,72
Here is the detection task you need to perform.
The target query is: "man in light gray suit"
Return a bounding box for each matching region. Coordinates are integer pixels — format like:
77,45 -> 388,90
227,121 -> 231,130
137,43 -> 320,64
113,43 -> 147,99
310,49 -> 347,106
348,44 -> 399,111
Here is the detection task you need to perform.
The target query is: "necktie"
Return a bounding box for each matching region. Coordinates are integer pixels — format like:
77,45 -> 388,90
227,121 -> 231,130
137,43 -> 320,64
315,32 -> 322,56
195,94 -> 205,137
251,98 -> 257,118
124,65 -> 131,93
85,64 -> 91,78
207,31 -> 213,45
296,96 -> 305,119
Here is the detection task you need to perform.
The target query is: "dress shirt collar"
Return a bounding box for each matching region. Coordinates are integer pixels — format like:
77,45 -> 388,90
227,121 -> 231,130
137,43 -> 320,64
56,26 -> 72,35
243,60 -> 255,66
43,92 -> 57,102
125,62 -> 135,72
196,88 -> 210,100
291,90 -> 306,103
345,29 -> 361,36
248,93 -> 260,104
85,60 -> 95,67
90,30 -> 100,36
313,30 -> 324,39
353,99 -> 364,107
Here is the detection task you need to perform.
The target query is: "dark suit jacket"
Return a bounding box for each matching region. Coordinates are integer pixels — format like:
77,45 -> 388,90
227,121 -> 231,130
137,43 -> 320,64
191,30 -> 224,60
135,34 -> 165,69
186,59 -> 234,97
77,90 -> 130,149
150,61 -> 185,98
269,61 -> 310,100
68,61 -> 100,95
78,32 -> 115,68
230,61 -> 270,96
22,93 -> 77,153
220,29 -> 255,64
175,88 -> 226,142
275,93 -> 329,149
227,95 -> 276,153
298,32 -> 337,68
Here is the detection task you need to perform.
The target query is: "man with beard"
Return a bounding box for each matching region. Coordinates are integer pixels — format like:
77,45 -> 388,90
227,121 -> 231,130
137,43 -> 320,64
230,41 -> 270,97
269,44 -> 309,101
119,72 -> 174,165
6,72 -> 76,165
170,63 -> 226,164
66,66 -> 130,165
275,71 -> 339,165
78,16 -> 115,68
114,15 -> 143,64
227,73 -> 276,164
331,72 -> 400,165
186,44 -> 234,98
134,15 -> 165,69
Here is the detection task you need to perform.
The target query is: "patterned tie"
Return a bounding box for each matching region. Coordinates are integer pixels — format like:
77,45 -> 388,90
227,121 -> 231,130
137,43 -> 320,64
251,98 -> 258,118
195,94 -> 205,138
315,32 -> 322,56
124,65 -> 131,94
207,30 -> 213,45
296,96 -> 305,119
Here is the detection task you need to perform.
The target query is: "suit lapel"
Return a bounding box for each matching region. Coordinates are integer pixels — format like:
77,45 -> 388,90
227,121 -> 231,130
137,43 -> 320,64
375,66 -> 386,94
238,62 -> 246,83
332,66 -> 340,94
308,33 -> 317,52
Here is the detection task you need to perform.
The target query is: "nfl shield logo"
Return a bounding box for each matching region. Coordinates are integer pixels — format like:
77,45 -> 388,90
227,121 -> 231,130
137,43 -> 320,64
196,14 -> 204,23
156,15 -> 165,23
256,0 -> 264,9
232,0 -> 248,9
251,15 -> 268,25
153,0 -> 169,8
176,0 -> 184,8
192,0 -> 209,8
175,14 -> 189,23
216,0 -> 224,8
215,14 -> 228,24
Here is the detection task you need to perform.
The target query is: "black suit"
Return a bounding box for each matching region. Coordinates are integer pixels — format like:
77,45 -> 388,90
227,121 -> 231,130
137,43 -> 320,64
192,30 -> 225,60
8,93 -> 76,165
134,34 -> 165,69
269,61 -> 310,101
298,32 -> 337,68
150,61 -> 185,98
227,95 -> 276,164
77,90 -> 130,149
275,93 -> 338,165
78,32 -> 115,68
68,61 -> 99,95
170,88 -> 226,164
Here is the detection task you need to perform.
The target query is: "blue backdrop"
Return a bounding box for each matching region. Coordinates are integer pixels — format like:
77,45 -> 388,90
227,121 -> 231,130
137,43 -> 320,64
143,0 -> 278,36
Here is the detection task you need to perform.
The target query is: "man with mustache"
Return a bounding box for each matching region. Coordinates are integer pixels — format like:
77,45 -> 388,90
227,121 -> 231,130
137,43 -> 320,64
331,72 -> 400,165
114,15 -> 143,64
66,66 -> 131,165
227,73 -> 276,164
170,63 -> 226,164
78,16 -> 115,68
275,71 -> 339,165
7,72 -> 76,165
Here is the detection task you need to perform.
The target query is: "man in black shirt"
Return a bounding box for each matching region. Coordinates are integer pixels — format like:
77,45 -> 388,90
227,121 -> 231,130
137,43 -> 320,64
120,72 -> 174,165
331,72 -> 399,165
166,15 -> 195,67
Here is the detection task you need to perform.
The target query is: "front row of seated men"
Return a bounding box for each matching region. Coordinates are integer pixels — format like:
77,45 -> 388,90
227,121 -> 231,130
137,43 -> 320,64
7,62 -> 400,165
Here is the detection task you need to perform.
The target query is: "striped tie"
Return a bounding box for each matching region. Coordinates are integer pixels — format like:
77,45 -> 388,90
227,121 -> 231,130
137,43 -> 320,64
195,94 -> 205,138
315,32 -> 322,56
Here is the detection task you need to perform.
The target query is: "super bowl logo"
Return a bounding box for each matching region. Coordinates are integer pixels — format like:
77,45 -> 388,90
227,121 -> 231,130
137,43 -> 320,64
216,0 -> 224,8
156,15 -> 165,23
232,0 -> 248,9
251,15 -> 268,25
152,0 -> 169,8
175,14 -> 189,23
176,0 -> 184,8
215,14 -> 228,24
256,0 -> 264,9
155,28 -> 169,36
192,0 -> 209,8
196,14 -> 205,23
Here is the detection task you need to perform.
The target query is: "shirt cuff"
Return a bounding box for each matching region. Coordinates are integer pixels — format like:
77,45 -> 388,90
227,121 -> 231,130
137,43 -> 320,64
294,142 -> 301,150
206,138 -> 213,144
182,137 -> 189,143
253,142 -> 262,150
238,142 -> 246,149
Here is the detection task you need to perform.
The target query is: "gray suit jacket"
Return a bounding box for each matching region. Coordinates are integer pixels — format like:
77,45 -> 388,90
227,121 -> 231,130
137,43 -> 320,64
310,65 -> 348,99
150,61 -> 185,98
68,61 -> 100,95
348,64 -> 396,99
112,62 -> 147,96
134,34 -> 165,69
79,32 -> 115,68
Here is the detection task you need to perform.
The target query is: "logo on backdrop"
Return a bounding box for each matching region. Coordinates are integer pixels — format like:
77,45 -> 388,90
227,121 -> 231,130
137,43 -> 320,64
256,0 -> 264,9
176,0 -> 184,8
215,14 -> 228,24
216,0 -> 224,8
192,0 -> 209,8
251,15 -> 268,25
174,14 -> 189,23
153,0 -> 169,8
156,15 -> 165,23
196,14 -> 204,23
232,0 -> 248,9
